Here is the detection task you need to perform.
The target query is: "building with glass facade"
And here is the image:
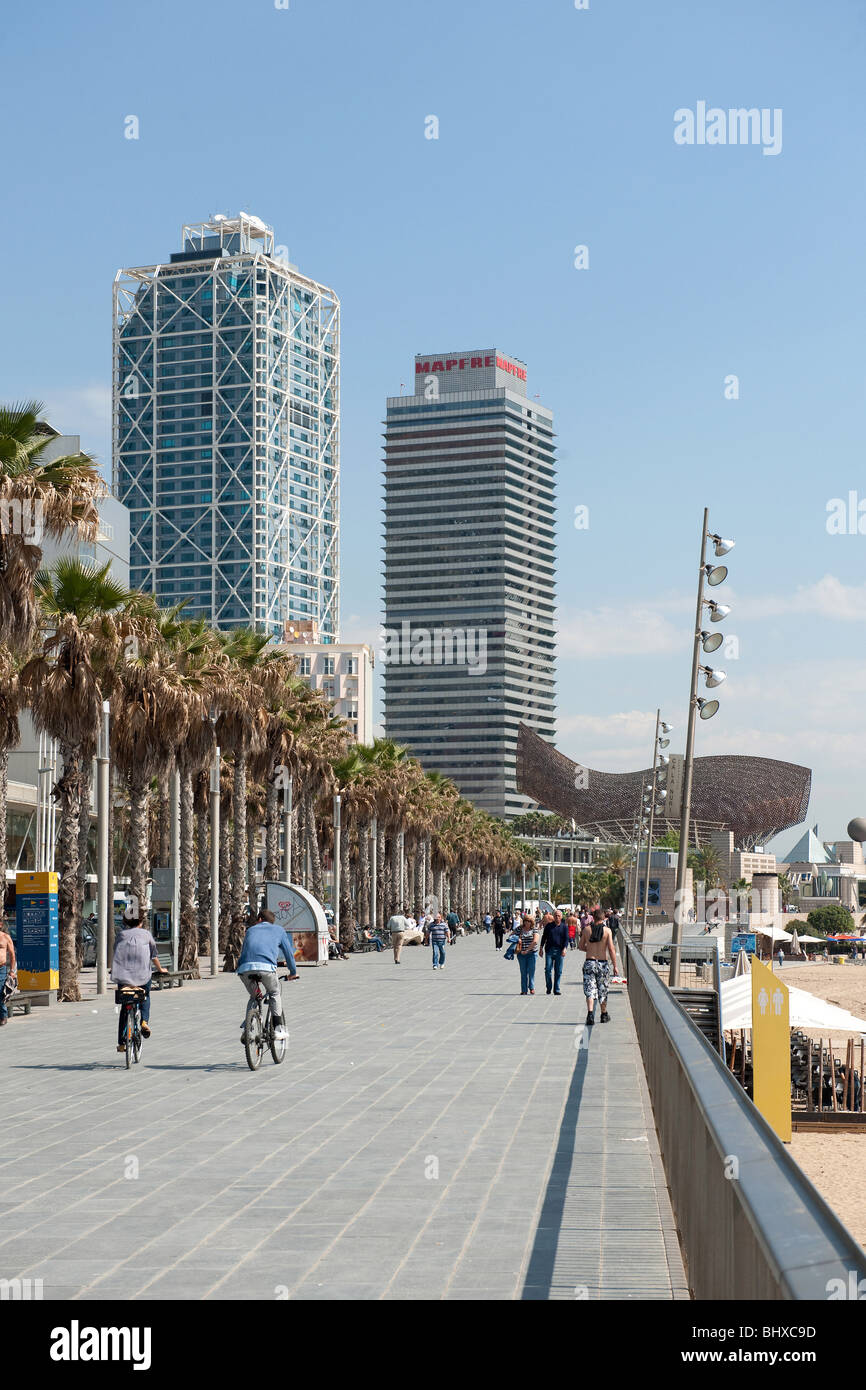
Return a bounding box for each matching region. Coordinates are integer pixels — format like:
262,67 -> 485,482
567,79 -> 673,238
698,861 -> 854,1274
113,213 -> 339,638
383,349 -> 556,818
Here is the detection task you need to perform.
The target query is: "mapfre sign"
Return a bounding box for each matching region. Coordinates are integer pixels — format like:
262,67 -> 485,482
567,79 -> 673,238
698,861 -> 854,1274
415,354 -> 527,382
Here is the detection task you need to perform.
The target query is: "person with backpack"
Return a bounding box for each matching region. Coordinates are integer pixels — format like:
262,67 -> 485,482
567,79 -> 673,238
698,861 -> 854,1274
492,910 -> 505,951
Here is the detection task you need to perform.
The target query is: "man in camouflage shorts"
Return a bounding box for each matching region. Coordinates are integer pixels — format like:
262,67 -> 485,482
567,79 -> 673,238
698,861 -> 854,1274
579,908 -> 618,1025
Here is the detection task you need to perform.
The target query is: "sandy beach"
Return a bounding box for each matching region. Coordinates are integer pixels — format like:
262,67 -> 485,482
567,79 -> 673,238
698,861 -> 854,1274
778,962 -> 866,1249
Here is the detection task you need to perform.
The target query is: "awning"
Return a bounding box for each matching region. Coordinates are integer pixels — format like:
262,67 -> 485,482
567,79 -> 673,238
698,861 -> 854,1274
720,974 -> 866,1033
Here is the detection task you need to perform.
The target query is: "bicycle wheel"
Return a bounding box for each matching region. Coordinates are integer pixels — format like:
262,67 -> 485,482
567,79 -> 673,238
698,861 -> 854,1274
269,1012 -> 287,1065
133,1006 -> 143,1065
125,1008 -> 133,1070
244,1001 -> 264,1071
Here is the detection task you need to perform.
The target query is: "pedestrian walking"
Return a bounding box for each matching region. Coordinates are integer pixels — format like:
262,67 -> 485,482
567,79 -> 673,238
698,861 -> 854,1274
516,914 -> 539,995
540,909 -> 568,994
567,913 -> 578,950
579,908 -> 618,1025
426,912 -> 450,969
484,912 -> 492,933
777,946 -> 784,969
0,921 -> 17,1026
388,905 -> 412,964
492,910 -> 505,951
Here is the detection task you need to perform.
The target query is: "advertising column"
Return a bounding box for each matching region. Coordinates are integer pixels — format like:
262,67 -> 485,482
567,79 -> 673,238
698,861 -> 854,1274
15,871 -> 59,993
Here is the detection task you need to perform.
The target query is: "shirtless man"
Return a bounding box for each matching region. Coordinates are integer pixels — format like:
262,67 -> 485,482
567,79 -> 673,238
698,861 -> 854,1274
0,923 -> 17,1026
579,907 -> 618,1026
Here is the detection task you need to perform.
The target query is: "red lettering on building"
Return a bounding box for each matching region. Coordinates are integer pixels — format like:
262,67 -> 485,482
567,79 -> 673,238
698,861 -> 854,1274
415,362 -> 429,374
445,359 -> 458,370
432,361 -> 444,372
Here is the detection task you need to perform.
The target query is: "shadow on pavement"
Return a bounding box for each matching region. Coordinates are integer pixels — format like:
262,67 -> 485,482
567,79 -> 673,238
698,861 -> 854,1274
521,1026 -> 594,1299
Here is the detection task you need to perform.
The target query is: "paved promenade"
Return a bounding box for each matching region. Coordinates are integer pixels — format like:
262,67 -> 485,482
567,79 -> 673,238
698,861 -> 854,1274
0,936 -> 688,1300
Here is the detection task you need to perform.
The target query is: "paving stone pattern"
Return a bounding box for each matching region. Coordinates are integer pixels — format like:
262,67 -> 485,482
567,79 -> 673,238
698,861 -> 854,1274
0,936 -> 688,1300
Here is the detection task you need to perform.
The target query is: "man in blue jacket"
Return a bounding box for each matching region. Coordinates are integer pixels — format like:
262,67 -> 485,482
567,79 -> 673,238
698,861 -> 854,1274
237,909 -> 299,1042
539,910 -> 569,996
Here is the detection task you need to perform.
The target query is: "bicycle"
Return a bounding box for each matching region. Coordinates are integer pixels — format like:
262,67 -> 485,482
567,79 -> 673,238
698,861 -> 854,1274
242,973 -> 289,1071
118,986 -> 146,1069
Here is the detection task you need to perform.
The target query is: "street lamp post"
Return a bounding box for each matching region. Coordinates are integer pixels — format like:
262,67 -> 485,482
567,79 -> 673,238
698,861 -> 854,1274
521,863 -> 526,915
96,700 -> 110,995
209,746 -> 220,976
670,509 -> 733,986
169,767 -> 180,973
640,711 -> 671,944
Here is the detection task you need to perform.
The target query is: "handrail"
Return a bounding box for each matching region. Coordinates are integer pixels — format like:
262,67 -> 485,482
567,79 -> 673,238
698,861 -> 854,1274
624,931 -> 866,1299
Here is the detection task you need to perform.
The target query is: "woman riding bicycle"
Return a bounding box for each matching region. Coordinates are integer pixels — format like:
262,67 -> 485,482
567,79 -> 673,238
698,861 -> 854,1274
110,904 -> 167,1051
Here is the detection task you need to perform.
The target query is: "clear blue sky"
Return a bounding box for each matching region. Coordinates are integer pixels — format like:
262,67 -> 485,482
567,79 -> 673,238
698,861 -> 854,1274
3,0 -> 865,849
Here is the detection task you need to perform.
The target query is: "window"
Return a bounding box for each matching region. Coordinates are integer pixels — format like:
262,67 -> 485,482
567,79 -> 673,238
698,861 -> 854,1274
322,657 -> 335,675
298,657 -> 311,676
346,657 -> 358,675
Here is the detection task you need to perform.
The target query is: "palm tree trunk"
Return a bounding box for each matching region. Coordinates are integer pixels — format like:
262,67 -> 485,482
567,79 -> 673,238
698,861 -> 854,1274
296,790 -> 307,887
247,818 -> 257,914
290,799 -> 301,884
219,806 -> 231,948
127,765 -> 150,924
376,825 -> 386,930
0,746 -> 8,911
225,744 -> 248,967
358,823 -> 371,928
340,821 -> 353,943
178,768 -> 198,973
76,759 -> 92,961
55,742 -> 83,1002
390,833 -> 401,915
305,787 -> 323,901
265,773 -> 280,881
196,787 -> 210,952
158,774 -> 171,866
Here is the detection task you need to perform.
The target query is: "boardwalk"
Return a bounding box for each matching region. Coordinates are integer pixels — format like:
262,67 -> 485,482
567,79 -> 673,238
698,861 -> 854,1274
0,936 -> 687,1300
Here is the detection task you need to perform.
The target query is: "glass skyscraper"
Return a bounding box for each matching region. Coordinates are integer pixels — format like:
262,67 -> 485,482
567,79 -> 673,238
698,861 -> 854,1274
113,213 -> 339,638
383,350 -> 556,818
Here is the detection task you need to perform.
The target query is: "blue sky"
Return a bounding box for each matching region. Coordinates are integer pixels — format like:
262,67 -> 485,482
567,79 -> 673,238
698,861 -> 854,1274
2,0 -> 865,851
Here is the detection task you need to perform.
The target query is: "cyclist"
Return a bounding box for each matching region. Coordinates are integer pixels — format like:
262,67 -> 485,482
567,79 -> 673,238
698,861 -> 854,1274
110,905 -> 167,1051
237,908 -> 299,1042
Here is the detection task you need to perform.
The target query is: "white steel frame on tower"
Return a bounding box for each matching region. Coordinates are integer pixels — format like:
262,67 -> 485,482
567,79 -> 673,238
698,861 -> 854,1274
112,215 -> 340,640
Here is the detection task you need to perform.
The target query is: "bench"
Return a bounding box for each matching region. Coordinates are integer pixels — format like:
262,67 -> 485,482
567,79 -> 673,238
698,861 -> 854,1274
9,992 -> 32,1016
151,949 -> 197,989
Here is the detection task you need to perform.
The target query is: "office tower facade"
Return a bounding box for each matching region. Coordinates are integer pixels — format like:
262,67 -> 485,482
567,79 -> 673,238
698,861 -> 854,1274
113,213 -> 339,638
383,350 -> 556,818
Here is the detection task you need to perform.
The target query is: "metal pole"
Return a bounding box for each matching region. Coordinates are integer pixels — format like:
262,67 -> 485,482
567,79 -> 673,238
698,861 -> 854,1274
96,701 -> 110,995
371,816 -> 378,929
521,863 -> 526,915
170,766 -> 180,973
334,793 -> 342,935
671,507 -> 709,988
640,710 -> 662,945
283,773 -> 293,882
210,747 -> 220,976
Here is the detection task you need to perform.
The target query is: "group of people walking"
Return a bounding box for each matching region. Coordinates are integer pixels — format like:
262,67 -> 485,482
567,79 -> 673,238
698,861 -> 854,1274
385,900 -> 620,1026
497,905 -> 620,1023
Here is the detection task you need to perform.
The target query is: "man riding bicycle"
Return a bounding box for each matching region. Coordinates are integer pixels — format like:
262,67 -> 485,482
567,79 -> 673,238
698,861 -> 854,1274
110,904 -> 167,1051
236,908 -> 299,1043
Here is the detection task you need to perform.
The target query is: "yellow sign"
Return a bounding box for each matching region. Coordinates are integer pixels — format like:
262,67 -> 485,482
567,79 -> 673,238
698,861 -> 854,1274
751,955 -> 791,1143
16,872 -> 58,893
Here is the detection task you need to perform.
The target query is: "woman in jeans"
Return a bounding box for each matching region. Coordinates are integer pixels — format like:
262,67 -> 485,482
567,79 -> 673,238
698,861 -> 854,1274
516,915 -> 539,995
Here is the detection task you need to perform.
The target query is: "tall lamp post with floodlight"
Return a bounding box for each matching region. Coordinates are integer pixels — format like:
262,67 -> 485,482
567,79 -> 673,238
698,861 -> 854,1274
639,712 -> 672,944
670,510 -> 734,986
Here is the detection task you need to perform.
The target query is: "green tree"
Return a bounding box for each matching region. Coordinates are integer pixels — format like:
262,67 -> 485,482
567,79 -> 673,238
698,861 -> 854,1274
806,903 -> 853,937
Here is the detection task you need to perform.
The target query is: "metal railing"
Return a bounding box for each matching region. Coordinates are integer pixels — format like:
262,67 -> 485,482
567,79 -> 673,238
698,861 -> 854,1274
622,931 -> 866,1299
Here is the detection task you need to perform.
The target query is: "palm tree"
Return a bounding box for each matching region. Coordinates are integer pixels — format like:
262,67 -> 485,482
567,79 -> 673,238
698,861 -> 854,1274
0,645 -> 24,906
23,558 -> 133,1000
689,844 -> 722,891
0,403 -> 103,650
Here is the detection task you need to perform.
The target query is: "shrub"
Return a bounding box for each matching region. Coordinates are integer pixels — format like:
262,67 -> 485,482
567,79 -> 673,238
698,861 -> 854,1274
805,903 -> 854,937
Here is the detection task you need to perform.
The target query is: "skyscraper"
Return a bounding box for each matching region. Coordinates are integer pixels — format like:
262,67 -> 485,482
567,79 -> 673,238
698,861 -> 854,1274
383,350 -> 556,818
113,213 -> 339,639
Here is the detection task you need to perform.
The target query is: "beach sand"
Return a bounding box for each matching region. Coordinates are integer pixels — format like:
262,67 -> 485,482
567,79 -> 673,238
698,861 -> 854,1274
777,963 -> 866,1248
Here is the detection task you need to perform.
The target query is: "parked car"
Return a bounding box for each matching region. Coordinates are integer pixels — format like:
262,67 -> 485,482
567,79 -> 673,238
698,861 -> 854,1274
652,943 -> 718,966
